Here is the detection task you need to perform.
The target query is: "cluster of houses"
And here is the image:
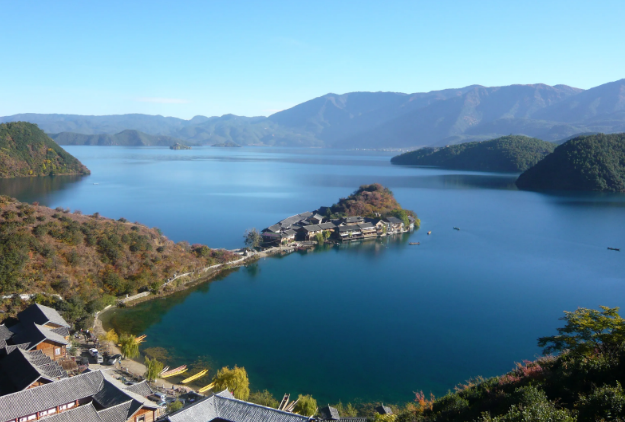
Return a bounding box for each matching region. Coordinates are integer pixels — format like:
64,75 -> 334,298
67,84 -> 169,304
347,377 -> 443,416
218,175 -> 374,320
0,303 -> 160,422
0,303 -> 395,422
261,210 -> 415,245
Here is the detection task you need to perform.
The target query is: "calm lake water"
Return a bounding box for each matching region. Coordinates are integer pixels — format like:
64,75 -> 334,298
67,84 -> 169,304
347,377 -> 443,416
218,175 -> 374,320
2,146 -> 624,404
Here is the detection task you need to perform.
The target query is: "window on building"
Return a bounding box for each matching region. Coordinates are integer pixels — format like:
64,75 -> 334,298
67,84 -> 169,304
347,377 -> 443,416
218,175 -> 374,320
55,347 -> 61,355
137,415 -> 146,422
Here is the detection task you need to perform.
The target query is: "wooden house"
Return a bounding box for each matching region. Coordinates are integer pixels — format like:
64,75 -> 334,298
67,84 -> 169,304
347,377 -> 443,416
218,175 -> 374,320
342,216 -> 364,226
337,225 -> 363,241
300,225 -> 323,240
0,369 -> 160,422
0,347 -> 67,393
357,222 -> 377,238
308,214 -> 324,225
384,216 -> 404,233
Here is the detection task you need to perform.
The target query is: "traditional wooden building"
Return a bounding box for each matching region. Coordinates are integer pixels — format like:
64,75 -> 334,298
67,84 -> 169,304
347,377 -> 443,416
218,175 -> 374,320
0,369 -> 159,422
384,216 -> 405,233
0,347 -> 67,393
0,304 -> 72,362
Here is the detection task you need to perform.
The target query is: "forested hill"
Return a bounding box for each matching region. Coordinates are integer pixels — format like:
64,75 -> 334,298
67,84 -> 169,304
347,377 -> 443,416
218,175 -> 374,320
0,122 -> 90,178
516,133 -> 625,192
390,136 -> 556,172
50,129 -> 191,146
0,196 -> 237,328
324,183 -> 419,227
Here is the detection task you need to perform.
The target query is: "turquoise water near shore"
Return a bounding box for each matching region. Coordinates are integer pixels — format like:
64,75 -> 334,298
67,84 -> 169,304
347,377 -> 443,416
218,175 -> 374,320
2,146 -> 624,404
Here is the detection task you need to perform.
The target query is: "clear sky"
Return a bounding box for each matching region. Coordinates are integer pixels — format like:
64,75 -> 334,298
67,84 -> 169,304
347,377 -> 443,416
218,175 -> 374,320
2,0 -> 624,119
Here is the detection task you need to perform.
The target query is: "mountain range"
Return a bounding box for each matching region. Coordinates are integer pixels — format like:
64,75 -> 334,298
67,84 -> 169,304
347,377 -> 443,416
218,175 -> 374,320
2,78 -> 624,149
50,129 -> 191,146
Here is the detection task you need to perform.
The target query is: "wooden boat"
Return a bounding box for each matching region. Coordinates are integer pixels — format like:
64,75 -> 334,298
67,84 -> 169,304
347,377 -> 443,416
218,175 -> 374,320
608,247 -> 621,251
427,231 -> 432,235
278,394 -> 290,411
409,242 -> 420,245
182,369 -> 208,384
161,365 -> 188,378
159,366 -> 169,375
135,334 -> 147,343
198,382 -> 215,393
453,227 -> 460,231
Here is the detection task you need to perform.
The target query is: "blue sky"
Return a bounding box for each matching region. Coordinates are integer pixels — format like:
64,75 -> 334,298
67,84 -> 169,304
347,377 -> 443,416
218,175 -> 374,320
2,0 -> 623,119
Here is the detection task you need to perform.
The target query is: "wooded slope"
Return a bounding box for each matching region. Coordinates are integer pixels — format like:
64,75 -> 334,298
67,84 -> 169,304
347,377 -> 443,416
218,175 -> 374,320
0,122 -> 90,178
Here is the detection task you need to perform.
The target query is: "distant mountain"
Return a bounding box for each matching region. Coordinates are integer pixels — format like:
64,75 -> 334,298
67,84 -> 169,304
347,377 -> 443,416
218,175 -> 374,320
391,135 -> 556,172
50,129 -> 190,146
337,84 -> 582,148
516,133 -> 625,192
0,122 -> 90,178
3,79 -> 625,148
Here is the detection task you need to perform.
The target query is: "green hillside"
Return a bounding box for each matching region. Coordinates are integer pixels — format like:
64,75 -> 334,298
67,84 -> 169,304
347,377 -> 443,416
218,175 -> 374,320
391,135 -> 556,172
50,129 -> 190,146
516,133 -> 625,192
0,122 -> 90,178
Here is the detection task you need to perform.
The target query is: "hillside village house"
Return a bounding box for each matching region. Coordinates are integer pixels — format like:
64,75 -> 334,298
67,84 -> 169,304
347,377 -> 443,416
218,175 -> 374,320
0,304 -> 71,362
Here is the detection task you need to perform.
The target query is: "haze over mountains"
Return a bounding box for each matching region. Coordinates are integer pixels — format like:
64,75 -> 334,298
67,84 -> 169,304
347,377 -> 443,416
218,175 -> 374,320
2,79 -> 624,149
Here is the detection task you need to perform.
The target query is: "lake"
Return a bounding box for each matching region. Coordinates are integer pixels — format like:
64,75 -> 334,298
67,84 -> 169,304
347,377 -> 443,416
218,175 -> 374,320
2,146 -> 624,405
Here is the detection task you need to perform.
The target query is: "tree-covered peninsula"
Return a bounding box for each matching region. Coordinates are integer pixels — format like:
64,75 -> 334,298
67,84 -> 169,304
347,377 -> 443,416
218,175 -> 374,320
0,195 -> 237,328
516,133 -> 625,192
391,135 -> 556,172
0,122 -> 90,178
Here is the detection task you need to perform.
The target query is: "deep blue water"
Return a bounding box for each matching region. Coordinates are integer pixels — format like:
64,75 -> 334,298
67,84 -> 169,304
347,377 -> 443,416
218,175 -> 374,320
1,146 -> 624,405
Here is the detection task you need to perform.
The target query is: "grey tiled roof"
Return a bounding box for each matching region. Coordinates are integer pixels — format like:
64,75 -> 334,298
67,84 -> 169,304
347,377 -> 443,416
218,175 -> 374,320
384,217 -> 403,225
1,348 -> 67,392
357,222 -> 374,229
0,370 -> 104,422
301,225 -> 322,232
97,401 -> 134,422
318,405 -> 340,420
39,403 -> 104,422
125,380 -> 154,397
0,324 -> 14,340
338,226 -> 360,232
344,216 -> 364,223
164,390 -> 313,422
51,326 -> 70,338
318,222 -> 336,230
338,418 -> 367,422
265,224 -> 282,233
3,343 -> 30,354
12,323 -> 69,348
17,303 -> 70,328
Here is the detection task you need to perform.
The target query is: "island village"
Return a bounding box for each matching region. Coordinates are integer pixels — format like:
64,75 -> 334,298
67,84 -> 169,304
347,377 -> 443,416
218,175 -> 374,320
260,209 -> 416,246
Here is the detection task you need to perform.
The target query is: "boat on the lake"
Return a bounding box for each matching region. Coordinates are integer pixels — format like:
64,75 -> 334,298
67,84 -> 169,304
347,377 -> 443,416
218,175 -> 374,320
608,247 -> 620,251
161,365 -> 188,378
427,231 -> 432,235
409,242 -> 420,245
453,227 -> 460,231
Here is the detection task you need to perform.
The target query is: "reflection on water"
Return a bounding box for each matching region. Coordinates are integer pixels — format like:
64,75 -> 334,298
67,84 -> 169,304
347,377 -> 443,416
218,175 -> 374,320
0,175 -> 87,206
